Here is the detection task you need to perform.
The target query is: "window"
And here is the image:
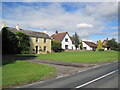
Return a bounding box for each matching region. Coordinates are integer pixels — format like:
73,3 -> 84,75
44,38 -> 46,43
65,38 -> 68,42
36,37 -> 39,42
44,46 -> 47,52
65,45 -> 68,49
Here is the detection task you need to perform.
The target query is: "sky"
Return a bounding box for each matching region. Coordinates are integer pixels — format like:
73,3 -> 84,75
1,1 -> 119,43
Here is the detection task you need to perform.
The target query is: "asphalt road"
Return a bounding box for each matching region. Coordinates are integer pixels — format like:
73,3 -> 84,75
19,61 -> 119,88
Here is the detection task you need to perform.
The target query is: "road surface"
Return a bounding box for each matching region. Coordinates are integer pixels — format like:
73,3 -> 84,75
19,61 -> 119,88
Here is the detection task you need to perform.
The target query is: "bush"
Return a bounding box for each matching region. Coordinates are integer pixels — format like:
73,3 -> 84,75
52,41 -> 63,52
97,40 -> 104,51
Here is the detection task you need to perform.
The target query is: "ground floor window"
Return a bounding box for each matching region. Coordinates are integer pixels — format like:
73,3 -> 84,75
44,46 -> 47,52
65,45 -> 68,49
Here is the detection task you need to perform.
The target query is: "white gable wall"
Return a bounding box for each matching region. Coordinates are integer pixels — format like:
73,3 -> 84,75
82,42 -> 92,50
61,34 -> 75,49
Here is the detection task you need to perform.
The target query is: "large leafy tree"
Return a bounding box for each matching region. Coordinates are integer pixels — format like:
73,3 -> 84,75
73,32 -> 80,50
51,41 -> 63,52
97,40 -> 104,51
107,38 -> 118,50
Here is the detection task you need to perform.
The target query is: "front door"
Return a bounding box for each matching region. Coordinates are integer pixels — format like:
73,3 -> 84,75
36,46 -> 38,54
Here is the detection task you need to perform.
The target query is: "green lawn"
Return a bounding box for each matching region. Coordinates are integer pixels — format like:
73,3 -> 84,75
34,51 -> 118,63
2,60 -> 56,87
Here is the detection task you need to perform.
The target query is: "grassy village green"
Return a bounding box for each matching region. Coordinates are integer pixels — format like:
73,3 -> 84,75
34,51 -> 118,63
2,61 -> 55,87
2,51 -> 118,87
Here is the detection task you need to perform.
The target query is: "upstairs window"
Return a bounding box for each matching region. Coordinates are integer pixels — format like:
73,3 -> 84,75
36,37 -> 39,42
65,38 -> 68,42
44,38 -> 47,43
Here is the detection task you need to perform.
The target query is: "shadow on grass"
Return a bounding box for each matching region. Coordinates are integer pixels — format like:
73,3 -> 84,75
2,54 -> 37,65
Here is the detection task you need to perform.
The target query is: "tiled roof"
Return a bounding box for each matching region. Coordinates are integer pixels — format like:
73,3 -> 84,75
102,40 -> 108,47
83,41 -> 97,47
51,32 -> 68,42
5,27 -> 51,39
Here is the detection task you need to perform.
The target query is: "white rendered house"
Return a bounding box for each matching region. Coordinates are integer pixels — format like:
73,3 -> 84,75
51,31 -> 76,50
82,41 -> 97,51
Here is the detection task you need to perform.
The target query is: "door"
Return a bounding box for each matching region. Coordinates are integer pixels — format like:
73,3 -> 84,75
36,46 -> 38,54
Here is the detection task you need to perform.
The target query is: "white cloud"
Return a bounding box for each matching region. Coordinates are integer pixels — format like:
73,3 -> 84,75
84,2 -> 118,21
2,2 -> 118,41
76,23 -> 93,28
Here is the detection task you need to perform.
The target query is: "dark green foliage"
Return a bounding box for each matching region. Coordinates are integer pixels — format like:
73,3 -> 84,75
80,40 -> 84,50
16,32 -> 33,54
73,32 -> 80,50
2,27 -> 33,54
97,40 -> 104,51
2,27 -> 19,54
52,41 -> 63,52
107,38 -> 118,50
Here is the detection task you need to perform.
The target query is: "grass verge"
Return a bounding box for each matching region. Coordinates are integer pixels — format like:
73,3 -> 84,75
2,60 -> 55,88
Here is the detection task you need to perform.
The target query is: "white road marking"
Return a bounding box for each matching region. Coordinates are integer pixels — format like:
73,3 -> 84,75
76,70 -> 118,88
17,61 -> 118,88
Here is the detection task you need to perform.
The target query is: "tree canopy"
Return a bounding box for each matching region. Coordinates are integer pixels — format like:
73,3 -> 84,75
51,41 -> 63,52
72,32 -> 80,50
97,40 -> 104,51
80,40 -> 84,50
107,38 -> 119,51
2,27 -> 33,54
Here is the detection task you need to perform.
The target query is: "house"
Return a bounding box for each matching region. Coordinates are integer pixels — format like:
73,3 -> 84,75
102,38 -> 109,50
51,31 -> 76,50
82,41 -> 97,51
2,22 -> 52,54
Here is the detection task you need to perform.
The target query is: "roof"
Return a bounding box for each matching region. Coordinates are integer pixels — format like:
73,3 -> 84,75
51,32 -> 68,42
5,27 -> 51,39
102,40 -> 108,47
83,41 -> 97,47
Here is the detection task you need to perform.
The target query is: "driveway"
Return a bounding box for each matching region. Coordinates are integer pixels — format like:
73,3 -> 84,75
27,59 -> 111,79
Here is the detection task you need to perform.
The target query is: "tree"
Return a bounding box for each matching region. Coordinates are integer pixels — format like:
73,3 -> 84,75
2,27 -> 33,54
80,40 -> 84,50
107,38 -> 118,50
97,40 -> 104,51
73,32 -> 80,50
116,43 -> 120,51
51,41 -> 63,52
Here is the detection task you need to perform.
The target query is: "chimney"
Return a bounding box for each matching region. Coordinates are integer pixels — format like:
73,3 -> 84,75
16,24 -> 20,30
2,22 -> 6,28
44,30 -> 48,34
106,38 -> 108,40
55,31 -> 58,34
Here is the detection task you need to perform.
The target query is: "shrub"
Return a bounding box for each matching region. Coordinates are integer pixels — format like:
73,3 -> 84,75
52,41 -> 62,52
97,40 -> 104,51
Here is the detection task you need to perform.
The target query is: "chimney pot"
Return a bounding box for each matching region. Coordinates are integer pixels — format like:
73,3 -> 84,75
55,31 -> 58,34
